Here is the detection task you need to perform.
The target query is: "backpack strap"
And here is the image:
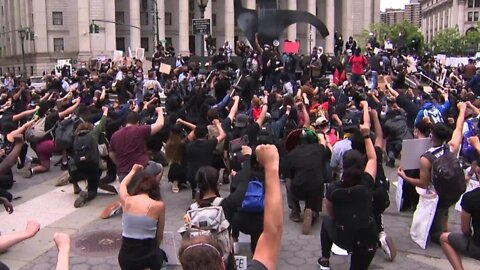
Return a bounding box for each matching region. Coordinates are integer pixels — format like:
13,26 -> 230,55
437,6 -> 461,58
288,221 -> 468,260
211,197 -> 224,206
422,145 -> 446,164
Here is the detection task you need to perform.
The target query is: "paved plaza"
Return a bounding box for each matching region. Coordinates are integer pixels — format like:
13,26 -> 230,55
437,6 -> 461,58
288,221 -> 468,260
0,160 -> 479,270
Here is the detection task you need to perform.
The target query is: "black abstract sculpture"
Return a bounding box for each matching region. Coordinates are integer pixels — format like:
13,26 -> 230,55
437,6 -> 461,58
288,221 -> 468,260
234,0 -> 329,48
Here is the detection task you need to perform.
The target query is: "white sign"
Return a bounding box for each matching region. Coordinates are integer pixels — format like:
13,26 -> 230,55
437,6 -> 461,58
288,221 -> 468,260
400,138 -> 432,170
395,176 -> 404,212
113,50 -> 123,63
136,48 -> 145,60
235,256 -> 248,270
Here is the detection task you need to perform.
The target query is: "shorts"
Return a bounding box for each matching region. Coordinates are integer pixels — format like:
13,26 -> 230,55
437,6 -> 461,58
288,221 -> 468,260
35,140 -> 56,162
448,233 -> 480,260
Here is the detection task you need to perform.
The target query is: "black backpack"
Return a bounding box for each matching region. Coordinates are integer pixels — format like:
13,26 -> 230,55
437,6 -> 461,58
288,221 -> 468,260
228,128 -> 249,164
73,131 -> 99,166
423,146 -> 466,206
55,116 -> 83,150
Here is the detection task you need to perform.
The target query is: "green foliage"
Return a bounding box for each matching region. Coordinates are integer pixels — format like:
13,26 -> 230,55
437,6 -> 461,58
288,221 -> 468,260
431,26 -> 480,55
359,21 -> 424,53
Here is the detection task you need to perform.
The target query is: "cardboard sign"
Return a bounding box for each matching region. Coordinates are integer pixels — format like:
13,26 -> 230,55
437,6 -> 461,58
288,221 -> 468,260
400,138 -> 432,170
136,48 -> 145,60
113,50 -> 123,63
159,232 -> 180,265
159,63 -> 172,74
235,256 -> 248,270
284,40 -> 300,54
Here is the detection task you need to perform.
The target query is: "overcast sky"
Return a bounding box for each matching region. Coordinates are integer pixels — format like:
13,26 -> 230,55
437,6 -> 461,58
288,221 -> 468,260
381,0 -> 410,11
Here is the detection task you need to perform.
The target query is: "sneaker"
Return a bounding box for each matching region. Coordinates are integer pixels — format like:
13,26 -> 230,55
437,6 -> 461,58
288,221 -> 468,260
20,167 -> 33,178
99,183 -> 118,194
74,191 -> 88,208
317,258 -> 330,270
302,208 -> 313,235
379,231 -> 397,262
55,172 -> 70,186
100,201 -> 122,219
233,242 -> 239,255
172,181 -> 179,193
289,210 -> 301,223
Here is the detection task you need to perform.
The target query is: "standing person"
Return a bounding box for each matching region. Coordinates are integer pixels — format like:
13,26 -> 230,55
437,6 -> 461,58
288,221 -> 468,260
178,144 -> 283,270
349,48 -> 368,86
345,36 -> 357,54
70,106 -> 109,208
101,108 -> 165,219
463,59 -> 477,82
118,164 -> 166,270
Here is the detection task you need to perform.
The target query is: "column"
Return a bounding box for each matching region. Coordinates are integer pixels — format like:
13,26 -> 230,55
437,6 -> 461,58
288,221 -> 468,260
129,0 -> 141,51
104,0 -> 116,54
204,0 -> 212,55
244,0 -> 256,45
307,0 -> 316,53
13,0 -> 21,55
287,0 -> 297,41
77,0 -> 91,60
157,0 -> 166,42
452,0 -> 458,28
364,0 -> 372,29
343,0 -> 353,39
224,0 -> 235,51
32,0 -> 47,54
458,0 -> 465,33
178,0 -> 189,56
325,0 -> 335,54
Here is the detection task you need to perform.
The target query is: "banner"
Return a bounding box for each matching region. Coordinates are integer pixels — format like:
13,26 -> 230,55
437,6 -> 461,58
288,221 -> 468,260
284,40 -> 300,54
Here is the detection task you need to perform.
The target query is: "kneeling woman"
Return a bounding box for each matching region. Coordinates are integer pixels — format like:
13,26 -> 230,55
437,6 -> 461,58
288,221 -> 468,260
118,164 -> 166,270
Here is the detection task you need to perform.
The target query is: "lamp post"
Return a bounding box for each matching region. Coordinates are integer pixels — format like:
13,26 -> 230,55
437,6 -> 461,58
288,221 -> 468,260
152,0 -> 160,46
18,28 -> 27,78
196,0 -> 209,68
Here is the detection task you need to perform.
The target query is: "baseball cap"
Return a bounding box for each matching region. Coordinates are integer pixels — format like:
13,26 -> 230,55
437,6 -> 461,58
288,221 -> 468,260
315,116 -> 329,126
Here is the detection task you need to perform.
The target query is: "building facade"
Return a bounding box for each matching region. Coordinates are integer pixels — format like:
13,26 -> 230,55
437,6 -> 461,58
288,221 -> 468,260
381,8 -> 406,26
380,0 -> 421,27
405,0 -> 422,28
421,0 -> 480,44
0,0 -> 380,76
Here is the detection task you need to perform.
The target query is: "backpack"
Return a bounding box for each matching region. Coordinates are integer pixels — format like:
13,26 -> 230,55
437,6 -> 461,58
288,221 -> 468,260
54,116 -> 83,150
330,184 -> 378,251
423,146 -> 466,206
228,129 -> 249,164
73,131 -> 99,165
208,124 -> 224,155
462,117 -> 479,162
241,176 -> 265,213
179,198 -> 233,263
25,117 -> 56,143
423,106 -> 443,124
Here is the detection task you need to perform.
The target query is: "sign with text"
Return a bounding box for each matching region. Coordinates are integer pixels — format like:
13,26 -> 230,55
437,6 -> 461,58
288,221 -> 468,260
235,256 -> 248,270
284,40 -> 300,54
192,19 -> 211,35
400,138 -> 432,170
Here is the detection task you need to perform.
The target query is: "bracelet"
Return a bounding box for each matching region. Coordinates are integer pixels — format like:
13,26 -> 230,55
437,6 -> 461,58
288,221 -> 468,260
363,134 -> 370,139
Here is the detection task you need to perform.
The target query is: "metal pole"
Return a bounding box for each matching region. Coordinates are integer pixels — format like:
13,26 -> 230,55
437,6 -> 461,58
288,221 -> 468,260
20,31 -> 26,78
153,0 -> 160,45
200,6 -> 205,68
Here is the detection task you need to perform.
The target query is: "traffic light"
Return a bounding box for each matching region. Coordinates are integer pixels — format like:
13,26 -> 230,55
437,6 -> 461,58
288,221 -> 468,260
89,23 -> 99,34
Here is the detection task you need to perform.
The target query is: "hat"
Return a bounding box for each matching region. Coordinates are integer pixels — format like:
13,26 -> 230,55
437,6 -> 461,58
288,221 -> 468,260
315,116 -> 329,126
264,44 -> 271,49
234,114 -> 249,128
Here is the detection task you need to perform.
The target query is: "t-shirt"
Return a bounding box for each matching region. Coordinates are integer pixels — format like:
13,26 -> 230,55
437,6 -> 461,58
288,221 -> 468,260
247,260 -> 268,270
460,187 -> 480,245
349,55 -> 368,75
110,125 -> 152,175
185,138 -> 218,179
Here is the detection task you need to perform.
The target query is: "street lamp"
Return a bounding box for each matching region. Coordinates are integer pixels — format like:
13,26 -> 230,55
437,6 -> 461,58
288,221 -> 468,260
18,28 -> 27,78
196,0 -> 209,68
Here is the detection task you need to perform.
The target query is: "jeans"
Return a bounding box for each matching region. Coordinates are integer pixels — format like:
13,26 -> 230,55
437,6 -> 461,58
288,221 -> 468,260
320,216 -> 377,270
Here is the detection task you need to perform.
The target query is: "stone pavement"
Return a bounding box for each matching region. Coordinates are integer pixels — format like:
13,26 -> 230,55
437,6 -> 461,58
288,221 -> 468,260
1,161 -> 479,270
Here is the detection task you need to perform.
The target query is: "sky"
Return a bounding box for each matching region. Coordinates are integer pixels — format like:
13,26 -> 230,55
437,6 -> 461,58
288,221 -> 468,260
380,0 -> 411,11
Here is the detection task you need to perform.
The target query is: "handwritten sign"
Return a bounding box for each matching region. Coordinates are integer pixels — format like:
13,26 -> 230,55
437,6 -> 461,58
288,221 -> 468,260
160,63 -> 172,74
235,256 -> 248,270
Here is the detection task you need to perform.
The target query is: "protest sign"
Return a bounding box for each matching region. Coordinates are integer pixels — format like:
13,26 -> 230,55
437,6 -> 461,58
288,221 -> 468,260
235,256 -> 248,270
136,48 -> 145,60
284,40 -> 300,54
160,63 -> 172,74
400,138 -> 432,170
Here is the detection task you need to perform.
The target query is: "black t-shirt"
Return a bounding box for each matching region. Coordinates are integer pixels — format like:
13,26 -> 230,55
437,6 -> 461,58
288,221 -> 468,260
185,138 -> 218,179
41,112 -> 60,141
247,260 -> 268,270
223,118 -> 261,151
326,172 -> 375,201
395,95 -> 420,129
461,187 -> 480,245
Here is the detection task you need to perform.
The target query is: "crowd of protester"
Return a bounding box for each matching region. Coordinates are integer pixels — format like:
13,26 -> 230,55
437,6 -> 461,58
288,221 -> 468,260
0,32 -> 479,270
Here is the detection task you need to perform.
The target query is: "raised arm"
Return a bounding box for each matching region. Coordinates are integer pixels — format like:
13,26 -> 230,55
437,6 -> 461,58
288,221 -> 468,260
177,119 -> 197,141
252,145 -> 283,270
466,101 -> 480,116
6,120 -> 35,143
361,124 -> 377,180
369,109 -> 383,148
256,96 -> 269,127
119,164 -> 143,206
150,107 -> 165,135
360,100 -> 370,128
12,107 -> 38,122
213,119 -> 226,143
449,102 -> 466,154
227,96 -> 240,121
58,98 -> 81,119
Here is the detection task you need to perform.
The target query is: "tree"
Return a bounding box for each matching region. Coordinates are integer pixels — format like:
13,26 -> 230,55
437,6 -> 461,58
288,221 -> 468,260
360,21 -> 425,54
431,27 -> 465,56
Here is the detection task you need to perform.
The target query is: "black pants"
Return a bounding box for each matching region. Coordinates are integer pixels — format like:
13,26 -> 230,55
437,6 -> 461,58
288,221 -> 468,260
0,173 -> 13,190
430,203 -> 450,245
320,216 -> 377,270
70,164 -> 101,194
232,212 -> 263,253
286,178 -> 323,213
118,237 -> 165,270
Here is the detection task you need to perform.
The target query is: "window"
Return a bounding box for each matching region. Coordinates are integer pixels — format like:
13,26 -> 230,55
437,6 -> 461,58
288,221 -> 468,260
52,12 -> 63,25
165,12 -> 172,25
141,12 -> 148,25
115,12 -> 125,24
468,11 -> 474,21
165,37 -> 172,46
1,6 -> 3,16
141,0 -> 148,10
53,38 -> 64,52
468,0 -> 473,8
116,37 -> 126,51
30,66 -> 33,76
476,0 -> 480,7
212,13 -> 216,27
189,0 -> 195,11
475,11 -> 479,21
141,37 -> 150,52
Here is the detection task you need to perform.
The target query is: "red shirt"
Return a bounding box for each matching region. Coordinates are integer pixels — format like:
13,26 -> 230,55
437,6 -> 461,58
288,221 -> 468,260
349,55 -> 368,75
333,69 -> 347,85
110,125 -> 151,175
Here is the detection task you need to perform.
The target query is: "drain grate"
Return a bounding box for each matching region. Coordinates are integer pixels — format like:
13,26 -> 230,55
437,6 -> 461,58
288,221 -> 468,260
72,230 -> 123,257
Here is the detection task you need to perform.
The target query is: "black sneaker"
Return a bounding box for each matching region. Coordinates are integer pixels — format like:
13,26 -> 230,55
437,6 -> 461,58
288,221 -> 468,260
74,191 -> 97,208
289,210 -> 301,223
60,162 -> 69,171
317,258 -> 330,270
